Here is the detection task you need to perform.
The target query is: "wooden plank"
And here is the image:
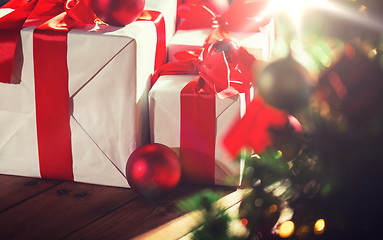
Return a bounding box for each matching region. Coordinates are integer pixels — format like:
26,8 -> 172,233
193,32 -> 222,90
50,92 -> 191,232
134,189 -> 249,240
64,196 -> 183,240
64,185 -> 234,240
0,181 -> 137,240
0,174 -> 61,212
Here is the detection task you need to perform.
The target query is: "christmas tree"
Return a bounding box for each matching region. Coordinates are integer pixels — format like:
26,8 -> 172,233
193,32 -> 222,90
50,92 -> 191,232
178,0 -> 383,239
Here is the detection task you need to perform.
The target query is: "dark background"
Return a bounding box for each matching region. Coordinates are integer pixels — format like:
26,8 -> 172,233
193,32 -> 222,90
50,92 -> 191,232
1,0 -> 9,7
0,0 -> 8,7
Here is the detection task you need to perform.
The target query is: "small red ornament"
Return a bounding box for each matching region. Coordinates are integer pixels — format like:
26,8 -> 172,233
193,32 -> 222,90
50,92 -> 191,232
126,143 -> 181,200
203,39 -> 240,64
91,0 -> 145,26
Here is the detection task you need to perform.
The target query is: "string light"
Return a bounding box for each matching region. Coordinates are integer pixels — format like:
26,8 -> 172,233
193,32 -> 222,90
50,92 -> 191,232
240,218 -> 248,226
268,204 -> 278,214
314,219 -> 326,234
279,220 -> 295,238
368,48 -> 378,58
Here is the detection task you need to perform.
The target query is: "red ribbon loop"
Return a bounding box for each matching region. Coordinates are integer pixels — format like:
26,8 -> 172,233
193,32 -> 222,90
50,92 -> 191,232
199,51 -> 230,93
200,40 -> 255,98
65,0 -> 96,24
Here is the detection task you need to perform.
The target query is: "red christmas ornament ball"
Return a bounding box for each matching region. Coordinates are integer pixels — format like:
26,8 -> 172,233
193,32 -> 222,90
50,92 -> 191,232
91,0 -> 145,26
126,143 -> 181,200
203,39 -> 240,64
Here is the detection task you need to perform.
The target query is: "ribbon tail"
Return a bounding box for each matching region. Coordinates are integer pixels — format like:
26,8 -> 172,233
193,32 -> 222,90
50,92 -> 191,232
223,98 -> 289,157
223,97 -> 263,157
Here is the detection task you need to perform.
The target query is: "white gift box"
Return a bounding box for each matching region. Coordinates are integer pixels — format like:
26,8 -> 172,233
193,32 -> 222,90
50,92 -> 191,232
168,18 -> 274,62
149,75 -> 250,186
0,0 -> 177,188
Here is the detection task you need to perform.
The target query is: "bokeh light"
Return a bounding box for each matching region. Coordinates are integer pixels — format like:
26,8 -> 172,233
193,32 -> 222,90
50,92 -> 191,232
240,218 -> 248,226
314,218 -> 326,234
279,220 -> 295,238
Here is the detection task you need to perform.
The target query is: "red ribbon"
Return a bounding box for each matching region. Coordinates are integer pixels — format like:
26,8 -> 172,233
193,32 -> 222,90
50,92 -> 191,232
1,0 -> 166,181
223,97 -> 289,157
180,77 -> 216,184
152,40 -> 255,184
137,10 -> 166,70
0,0 -> 38,83
33,3 -> 79,181
177,0 -> 270,33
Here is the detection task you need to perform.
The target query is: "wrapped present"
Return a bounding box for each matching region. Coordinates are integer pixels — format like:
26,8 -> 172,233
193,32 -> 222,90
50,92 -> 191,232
0,0 -> 177,188
168,0 -> 274,62
149,39 -> 255,186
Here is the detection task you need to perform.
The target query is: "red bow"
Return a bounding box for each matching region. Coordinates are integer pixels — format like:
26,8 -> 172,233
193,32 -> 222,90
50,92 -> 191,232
177,0 -> 270,33
152,39 -> 256,98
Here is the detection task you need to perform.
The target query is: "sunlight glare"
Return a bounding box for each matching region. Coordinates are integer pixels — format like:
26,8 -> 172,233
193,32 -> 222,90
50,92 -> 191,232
265,0 -> 383,33
265,0 -> 328,31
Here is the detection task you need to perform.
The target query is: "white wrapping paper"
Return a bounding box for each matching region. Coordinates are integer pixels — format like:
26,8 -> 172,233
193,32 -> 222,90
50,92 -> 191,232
149,75 -> 250,186
168,19 -> 275,62
0,0 -> 177,188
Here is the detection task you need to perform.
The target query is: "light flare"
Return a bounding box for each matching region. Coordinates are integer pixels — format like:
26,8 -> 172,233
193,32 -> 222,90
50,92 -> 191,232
264,0 -> 330,32
265,0 -> 383,34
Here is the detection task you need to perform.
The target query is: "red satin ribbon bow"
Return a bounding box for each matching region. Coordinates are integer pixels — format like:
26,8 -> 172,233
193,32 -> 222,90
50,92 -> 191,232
153,39 -> 255,97
177,0 -> 270,33
153,39 -> 255,184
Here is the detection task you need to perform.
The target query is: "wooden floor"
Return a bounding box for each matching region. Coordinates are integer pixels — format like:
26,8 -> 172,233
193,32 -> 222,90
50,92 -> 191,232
0,174 -> 240,240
